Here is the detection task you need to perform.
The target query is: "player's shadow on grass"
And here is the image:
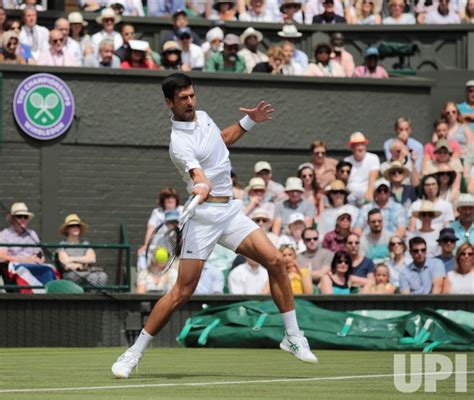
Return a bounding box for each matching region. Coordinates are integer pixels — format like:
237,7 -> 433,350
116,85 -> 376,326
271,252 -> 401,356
135,373 -> 290,380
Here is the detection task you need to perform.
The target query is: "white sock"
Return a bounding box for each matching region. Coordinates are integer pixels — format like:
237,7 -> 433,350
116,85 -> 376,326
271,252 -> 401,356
129,329 -> 154,354
281,310 -> 300,336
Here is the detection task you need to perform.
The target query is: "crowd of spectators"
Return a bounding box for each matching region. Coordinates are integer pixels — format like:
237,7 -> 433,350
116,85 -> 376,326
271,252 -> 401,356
0,1 -> 472,75
133,80 -> 474,296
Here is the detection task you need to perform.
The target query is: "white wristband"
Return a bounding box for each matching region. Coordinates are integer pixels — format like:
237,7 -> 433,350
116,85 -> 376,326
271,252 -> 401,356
239,115 -> 256,132
193,182 -> 209,191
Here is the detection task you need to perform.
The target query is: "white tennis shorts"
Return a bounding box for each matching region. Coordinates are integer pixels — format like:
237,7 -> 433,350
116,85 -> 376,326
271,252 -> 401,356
180,199 -> 258,260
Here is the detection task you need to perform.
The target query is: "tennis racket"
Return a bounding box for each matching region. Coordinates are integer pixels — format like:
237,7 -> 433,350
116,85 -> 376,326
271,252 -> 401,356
145,195 -> 201,275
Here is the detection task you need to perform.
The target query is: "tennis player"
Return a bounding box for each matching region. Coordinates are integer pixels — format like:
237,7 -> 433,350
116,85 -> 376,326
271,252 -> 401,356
112,73 -> 317,378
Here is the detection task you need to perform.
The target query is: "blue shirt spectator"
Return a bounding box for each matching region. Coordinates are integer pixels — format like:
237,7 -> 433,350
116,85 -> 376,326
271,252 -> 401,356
399,258 -> 445,294
194,263 -> 224,295
449,194 -> 474,250
147,0 -> 186,16
355,198 -> 406,235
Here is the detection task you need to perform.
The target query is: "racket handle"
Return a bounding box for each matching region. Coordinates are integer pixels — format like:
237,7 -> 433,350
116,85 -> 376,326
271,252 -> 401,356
179,194 -> 201,225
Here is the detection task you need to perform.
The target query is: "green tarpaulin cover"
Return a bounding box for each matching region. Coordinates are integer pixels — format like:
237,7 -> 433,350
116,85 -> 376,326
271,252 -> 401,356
177,300 -> 474,352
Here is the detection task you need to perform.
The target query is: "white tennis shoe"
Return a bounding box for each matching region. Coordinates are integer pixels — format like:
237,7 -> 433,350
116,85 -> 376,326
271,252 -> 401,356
111,349 -> 142,379
280,331 -> 318,364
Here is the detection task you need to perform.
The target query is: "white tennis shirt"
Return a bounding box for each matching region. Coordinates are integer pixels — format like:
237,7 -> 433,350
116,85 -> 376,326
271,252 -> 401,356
169,110 -> 233,197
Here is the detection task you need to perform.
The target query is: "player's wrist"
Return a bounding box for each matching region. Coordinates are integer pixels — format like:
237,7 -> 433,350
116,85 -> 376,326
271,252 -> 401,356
193,182 -> 210,192
239,115 -> 256,132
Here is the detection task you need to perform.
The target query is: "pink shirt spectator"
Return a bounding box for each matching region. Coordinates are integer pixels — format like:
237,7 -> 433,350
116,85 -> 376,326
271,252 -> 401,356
331,50 -> 355,77
424,140 -> 461,159
37,48 -> 79,67
120,60 -> 158,70
353,65 -> 389,78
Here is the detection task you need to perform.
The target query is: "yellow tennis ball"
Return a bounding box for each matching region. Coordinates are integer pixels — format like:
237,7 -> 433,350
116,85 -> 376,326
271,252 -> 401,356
154,247 -> 169,264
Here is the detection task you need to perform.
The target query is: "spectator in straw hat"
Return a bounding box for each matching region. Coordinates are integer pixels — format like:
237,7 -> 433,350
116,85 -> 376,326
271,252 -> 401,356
273,178 -> 316,236
68,11 -> 92,57
243,177 -> 276,219
252,161 -> 286,203
58,214 -> 108,288
238,27 -> 268,73
344,132 -> 380,204
383,161 -> 417,209
160,40 -> 186,71
449,194 -> 474,249
354,178 -> 407,237
318,179 -> 358,239
209,0 -> 237,21
277,24 -> 308,70
280,0 -> 303,23
0,203 -> 44,265
91,8 -> 123,54
205,33 -> 246,73
407,201 -> 442,258
381,139 -> 419,187
251,208 -> 279,246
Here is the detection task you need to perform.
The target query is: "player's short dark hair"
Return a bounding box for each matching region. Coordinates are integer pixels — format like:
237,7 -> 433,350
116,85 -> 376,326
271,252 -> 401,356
409,236 -> 426,250
162,73 -> 193,100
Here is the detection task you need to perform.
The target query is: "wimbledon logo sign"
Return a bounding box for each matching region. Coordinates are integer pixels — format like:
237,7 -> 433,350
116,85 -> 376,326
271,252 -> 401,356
13,73 -> 75,141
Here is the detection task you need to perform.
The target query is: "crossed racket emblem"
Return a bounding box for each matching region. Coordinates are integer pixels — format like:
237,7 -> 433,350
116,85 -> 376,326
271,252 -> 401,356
29,92 -> 59,121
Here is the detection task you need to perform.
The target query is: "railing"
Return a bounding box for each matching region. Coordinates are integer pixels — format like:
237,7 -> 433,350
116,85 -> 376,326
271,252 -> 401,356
0,222 -> 131,292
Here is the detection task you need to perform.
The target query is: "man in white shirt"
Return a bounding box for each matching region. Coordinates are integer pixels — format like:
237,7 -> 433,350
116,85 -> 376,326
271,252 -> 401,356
54,18 -> 82,65
238,27 -> 268,74
19,6 -> 49,61
228,257 -> 269,294
91,8 -> 123,54
112,73 -> 317,378
424,0 -> 461,23
344,132 -> 380,205
177,27 -> 204,71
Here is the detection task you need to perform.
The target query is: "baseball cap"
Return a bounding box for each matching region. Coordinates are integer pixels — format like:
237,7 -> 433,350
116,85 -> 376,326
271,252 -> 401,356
364,47 -> 379,58
251,208 -> 270,221
434,139 -> 452,153
254,161 -> 272,173
374,178 -> 390,191
288,212 -> 305,225
466,80 -> 474,87
224,33 -> 239,46
177,27 -> 192,39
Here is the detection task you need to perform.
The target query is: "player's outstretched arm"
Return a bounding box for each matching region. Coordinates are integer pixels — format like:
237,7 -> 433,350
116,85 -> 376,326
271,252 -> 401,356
221,101 -> 274,146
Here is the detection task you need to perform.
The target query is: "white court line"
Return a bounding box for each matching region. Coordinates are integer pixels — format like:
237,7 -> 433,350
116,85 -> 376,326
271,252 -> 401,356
0,371 -> 472,394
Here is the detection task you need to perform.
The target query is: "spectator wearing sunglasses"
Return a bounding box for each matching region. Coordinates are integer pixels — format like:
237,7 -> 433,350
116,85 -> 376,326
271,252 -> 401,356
383,161 -> 417,209
381,139 -> 419,186
311,140 -> 338,191
442,243 -> 474,294
322,211 -> 352,253
297,227 -> 333,285
335,161 -> 352,186
278,213 -> 307,254
305,42 -> 345,77
386,235 -> 410,287
91,8 -> 123,55
319,251 -> 353,295
250,208 -> 279,247
0,31 -> 26,64
37,29 -> 80,66
345,233 -> 375,288
435,228 -> 458,273
318,179 -> 358,239
408,174 -> 454,232
399,237 -> 445,294
312,0 -> 347,23
359,208 -> 391,264
354,178 -> 406,237
407,201 -> 442,259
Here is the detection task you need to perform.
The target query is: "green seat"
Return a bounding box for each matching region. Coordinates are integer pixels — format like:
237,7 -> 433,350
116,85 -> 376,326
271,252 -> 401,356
45,279 -> 84,294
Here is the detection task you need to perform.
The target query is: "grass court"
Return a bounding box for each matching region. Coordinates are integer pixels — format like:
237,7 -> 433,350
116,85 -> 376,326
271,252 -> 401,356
0,348 -> 472,399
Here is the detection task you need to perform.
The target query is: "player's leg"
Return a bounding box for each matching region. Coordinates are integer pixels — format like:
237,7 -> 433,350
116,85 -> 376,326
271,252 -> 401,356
236,229 -> 294,313
111,259 -> 204,378
236,229 -> 318,364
